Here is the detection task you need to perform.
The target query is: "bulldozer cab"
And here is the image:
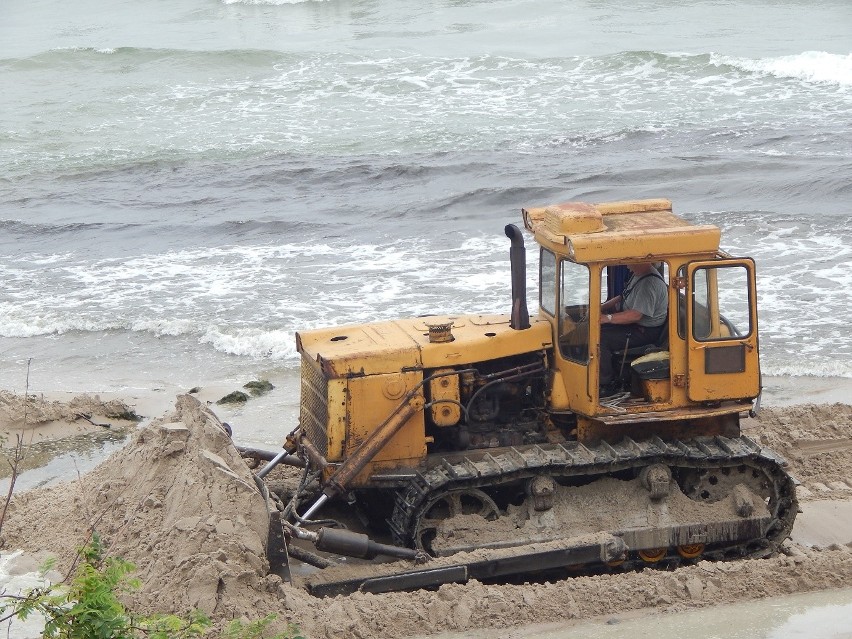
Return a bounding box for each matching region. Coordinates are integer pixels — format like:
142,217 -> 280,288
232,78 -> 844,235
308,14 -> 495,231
525,199 -> 761,419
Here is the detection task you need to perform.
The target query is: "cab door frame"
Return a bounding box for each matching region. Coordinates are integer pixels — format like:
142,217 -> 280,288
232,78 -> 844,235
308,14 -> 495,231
685,258 -> 760,401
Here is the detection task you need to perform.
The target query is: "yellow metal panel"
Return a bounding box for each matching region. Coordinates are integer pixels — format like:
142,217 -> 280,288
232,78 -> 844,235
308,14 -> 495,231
642,378 -> 671,403
297,320 -> 421,378
548,369 -> 572,411
554,356 -> 596,416
524,199 -> 672,232
429,368 -> 461,426
298,314 -> 552,378
326,378 -> 347,462
345,372 -> 426,484
544,202 -> 604,235
414,315 -> 552,369
594,199 -> 673,215
525,199 -> 721,263
566,221 -> 721,262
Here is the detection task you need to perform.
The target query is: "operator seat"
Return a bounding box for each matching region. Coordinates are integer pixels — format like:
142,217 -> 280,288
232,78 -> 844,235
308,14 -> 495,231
612,314 -> 670,389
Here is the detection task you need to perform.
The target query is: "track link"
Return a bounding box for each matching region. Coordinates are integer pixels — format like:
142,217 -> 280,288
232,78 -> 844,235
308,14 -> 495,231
388,435 -> 797,562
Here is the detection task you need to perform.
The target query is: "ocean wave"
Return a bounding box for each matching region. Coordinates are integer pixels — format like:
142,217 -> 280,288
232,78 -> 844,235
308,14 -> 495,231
0,219 -> 147,237
1,216 -> 850,379
713,51 -> 852,87
4,48 -> 849,178
763,359 -> 852,379
0,46 -> 289,72
222,0 -> 328,4
199,327 -> 299,359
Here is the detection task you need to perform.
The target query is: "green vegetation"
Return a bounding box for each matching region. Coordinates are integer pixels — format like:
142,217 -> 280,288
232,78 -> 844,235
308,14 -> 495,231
0,534 -> 210,639
225,614 -> 304,639
0,535 -> 305,638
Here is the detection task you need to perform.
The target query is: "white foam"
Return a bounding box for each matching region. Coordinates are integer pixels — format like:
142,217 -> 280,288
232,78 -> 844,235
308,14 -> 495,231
0,551 -> 50,638
222,0 -> 327,4
2,220 -> 851,378
200,326 -> 298,360
717,51 -> 852,87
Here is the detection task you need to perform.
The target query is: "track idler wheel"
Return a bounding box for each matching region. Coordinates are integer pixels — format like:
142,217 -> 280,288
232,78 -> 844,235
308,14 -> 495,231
638,547 -> 667,563
677,543 -> 705,559
413,488 -> 500,555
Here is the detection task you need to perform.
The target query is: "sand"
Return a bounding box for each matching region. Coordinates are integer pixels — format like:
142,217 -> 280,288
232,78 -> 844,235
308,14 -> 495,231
0,390 -> 139,447
1,388 -> 852,638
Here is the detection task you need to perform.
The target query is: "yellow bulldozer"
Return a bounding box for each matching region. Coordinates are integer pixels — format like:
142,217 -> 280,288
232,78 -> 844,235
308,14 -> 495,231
250,198 -> 797,596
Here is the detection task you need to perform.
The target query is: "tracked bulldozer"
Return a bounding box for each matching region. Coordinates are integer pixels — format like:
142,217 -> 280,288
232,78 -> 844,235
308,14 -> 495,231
248,198 -> 797,596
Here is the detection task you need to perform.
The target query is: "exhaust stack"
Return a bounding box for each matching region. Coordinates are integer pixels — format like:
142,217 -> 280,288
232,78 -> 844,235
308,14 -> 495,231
504,224 -> 530,330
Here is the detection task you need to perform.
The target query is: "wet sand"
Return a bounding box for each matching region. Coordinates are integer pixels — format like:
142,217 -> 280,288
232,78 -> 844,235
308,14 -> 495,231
417,588 -> 852,639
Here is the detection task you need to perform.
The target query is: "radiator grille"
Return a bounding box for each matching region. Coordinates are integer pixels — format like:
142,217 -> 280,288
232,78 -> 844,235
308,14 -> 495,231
299,355 -> 329,456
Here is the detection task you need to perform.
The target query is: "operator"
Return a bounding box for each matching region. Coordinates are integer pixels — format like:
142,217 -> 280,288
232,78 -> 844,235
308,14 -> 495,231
598,263 -> 668,396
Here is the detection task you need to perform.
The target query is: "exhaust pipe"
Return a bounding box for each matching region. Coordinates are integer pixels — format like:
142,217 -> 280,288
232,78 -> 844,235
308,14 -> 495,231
504,224 -> 530,330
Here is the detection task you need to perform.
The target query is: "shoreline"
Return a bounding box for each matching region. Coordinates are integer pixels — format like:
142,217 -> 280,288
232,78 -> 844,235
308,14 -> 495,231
3,373 -> 849,445
759,375 -> 852,407
3,373 -> 850,496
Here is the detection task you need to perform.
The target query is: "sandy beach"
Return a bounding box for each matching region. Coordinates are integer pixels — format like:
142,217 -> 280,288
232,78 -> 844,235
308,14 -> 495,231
1,377 -> 851,638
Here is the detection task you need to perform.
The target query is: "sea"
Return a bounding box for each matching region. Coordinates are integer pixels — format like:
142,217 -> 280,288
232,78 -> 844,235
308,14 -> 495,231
1,0 -> 851,450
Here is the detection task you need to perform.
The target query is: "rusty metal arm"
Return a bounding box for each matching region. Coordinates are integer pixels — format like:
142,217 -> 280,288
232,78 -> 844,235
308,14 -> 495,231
298,392 -> 426,524
328,392 -> 425,497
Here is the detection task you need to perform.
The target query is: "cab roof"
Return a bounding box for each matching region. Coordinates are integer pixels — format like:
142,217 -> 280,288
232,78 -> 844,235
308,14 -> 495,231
521,198 -> 721,262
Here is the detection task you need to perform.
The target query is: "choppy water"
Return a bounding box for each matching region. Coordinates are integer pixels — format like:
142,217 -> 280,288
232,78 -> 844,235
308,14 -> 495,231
2,0 -> 851,408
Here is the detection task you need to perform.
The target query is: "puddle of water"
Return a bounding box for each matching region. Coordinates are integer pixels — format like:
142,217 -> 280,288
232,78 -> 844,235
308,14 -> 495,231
0,431 -> 130,493
0,551 -> 51,639
423,589 -> 852,639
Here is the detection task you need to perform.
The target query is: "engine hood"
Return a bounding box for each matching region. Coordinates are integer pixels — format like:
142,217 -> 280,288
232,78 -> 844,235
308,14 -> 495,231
296,314 -> 553,379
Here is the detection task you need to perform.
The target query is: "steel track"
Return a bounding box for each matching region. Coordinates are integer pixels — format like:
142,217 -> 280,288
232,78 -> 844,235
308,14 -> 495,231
388,435 -> 798,565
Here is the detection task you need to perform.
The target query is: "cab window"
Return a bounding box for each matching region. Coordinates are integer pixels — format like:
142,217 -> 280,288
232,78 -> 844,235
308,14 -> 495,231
692,265 -> 752,340
558,261 -> 590,363
540,248 -> 557,317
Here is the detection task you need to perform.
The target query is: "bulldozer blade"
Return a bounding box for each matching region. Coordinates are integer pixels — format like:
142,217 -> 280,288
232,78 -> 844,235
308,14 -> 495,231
306,534 -> 626,597
267,510 -> 291,582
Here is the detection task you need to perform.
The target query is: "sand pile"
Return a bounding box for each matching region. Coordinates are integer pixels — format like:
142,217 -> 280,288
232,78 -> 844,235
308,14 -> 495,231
0,395 -> 285,622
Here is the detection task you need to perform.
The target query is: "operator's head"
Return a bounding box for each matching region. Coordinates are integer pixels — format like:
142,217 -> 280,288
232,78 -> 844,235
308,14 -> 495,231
628,262 -> 654,274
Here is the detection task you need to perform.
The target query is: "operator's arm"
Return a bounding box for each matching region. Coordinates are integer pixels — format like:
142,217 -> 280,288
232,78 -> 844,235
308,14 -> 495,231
600,309 -> 642,325
600,296 -> 622,313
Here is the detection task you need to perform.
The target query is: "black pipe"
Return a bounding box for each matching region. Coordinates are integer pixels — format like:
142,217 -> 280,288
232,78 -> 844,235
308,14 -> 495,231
237,446 -> 306,468
504,224 -> 530,330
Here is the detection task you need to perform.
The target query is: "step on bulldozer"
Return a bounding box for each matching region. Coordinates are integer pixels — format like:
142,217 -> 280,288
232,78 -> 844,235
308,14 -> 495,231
246,198 -> 797,597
